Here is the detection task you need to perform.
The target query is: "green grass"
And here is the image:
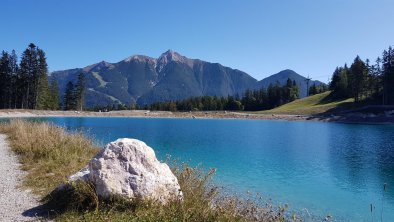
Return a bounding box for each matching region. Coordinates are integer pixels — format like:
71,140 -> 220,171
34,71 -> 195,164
258,91 -> 354,115
0,120 -> 292,222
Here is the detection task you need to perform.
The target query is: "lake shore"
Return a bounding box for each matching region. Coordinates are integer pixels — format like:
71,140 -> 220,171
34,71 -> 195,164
0,109 -> 311,121
0,109 -> 393,124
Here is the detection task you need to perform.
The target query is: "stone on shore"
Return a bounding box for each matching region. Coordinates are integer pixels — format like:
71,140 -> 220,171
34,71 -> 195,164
68,138 -> 183,203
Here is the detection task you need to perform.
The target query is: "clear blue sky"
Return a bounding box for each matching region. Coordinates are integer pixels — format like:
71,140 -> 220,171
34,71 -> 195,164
1,0 -> 393,82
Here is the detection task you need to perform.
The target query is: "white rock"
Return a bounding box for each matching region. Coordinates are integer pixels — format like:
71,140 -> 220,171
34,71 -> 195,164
69,138 -> 183,203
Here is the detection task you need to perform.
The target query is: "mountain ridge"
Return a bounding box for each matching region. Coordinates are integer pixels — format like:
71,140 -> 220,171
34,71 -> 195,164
51,50 -> 324,107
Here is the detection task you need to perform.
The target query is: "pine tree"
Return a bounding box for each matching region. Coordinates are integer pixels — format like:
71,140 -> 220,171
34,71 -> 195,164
19,43 -> 39,109
0,51 -> 10,108
49,80 -> 60,110
9,50 -> 19,108
382,47 -> 394,104
75,72 -> 86,111
64,81 -> 76,110
349,56 -> 368,102
36,49 -> 50,109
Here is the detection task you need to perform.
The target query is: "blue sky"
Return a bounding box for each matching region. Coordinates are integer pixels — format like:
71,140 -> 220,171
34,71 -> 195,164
1,0 -> 393,82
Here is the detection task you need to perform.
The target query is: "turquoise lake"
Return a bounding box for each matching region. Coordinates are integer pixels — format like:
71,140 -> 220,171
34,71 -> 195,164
30,117 -> 394,221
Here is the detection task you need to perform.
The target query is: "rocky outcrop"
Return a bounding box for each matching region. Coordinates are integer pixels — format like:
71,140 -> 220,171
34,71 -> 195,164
69,138 -> 183,203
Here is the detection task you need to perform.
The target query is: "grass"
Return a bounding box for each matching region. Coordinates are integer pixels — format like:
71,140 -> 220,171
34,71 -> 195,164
258,91 -> 354,115
0,120 -> 292,222
0,119 -> 99,196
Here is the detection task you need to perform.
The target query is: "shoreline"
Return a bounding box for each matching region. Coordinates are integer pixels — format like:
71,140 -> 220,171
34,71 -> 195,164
0,109 -> 393,124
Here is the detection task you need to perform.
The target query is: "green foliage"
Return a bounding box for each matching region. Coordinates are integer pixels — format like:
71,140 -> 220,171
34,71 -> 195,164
330,66 -> 351,99
309,83 -> 328,96
0,43 -> 61,110
63,73 -> 86,110
0,51 -> 15,108
75,72 -> 86,111
256,69 -> 324,98
64,81 -> 76,110
149,78 -> 300,112
48,80 -> 61,110
36,50 -> 50,109
382,47 -> 394,105
329,46 -> 394,105
349,56 -> 368,102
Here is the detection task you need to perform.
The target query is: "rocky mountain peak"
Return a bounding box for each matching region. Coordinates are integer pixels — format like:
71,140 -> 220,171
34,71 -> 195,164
123,55 -> 157,64
83,61 -> 114,72
157,50 -> 193,72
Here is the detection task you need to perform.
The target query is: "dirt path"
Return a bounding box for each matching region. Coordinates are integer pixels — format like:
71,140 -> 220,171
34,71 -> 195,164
0,134 -> 44,222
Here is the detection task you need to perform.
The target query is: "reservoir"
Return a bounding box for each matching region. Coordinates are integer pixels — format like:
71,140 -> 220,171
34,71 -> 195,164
33,117 -> 394,221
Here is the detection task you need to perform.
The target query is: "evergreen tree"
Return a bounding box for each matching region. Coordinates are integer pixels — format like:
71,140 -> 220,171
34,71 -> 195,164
36,49 -> 50,109
382,47 -> 394,104
75,72 -> 86,111
0,51 -> 10,108
330,65 -> 350,99
19,43 -> 39,109
64,81 -> 76,110
9,50 -> 19,108
349,56 -> 368,102
48,80 -> 61,110
309,84 -> 318,96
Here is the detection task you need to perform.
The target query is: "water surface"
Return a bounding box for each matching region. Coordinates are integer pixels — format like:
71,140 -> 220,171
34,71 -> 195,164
30,117 -> 394,221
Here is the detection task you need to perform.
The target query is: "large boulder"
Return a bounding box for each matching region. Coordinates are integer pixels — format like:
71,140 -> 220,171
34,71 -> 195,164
69,138 -> 183,203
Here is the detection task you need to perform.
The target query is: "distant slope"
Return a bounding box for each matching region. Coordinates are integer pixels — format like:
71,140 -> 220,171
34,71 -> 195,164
258,91 -> 354,115
256,69 -> 324,98
51,51 -> 324,108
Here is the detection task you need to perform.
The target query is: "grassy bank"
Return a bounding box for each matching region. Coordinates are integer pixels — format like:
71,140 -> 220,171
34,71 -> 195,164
258,91 -> 354,115
0,120 -> 290,221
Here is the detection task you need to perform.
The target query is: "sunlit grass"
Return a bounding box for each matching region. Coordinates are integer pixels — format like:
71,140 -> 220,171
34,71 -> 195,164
258,91 -> 354,115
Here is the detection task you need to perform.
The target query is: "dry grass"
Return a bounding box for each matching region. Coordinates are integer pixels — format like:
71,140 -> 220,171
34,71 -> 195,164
0,120 -> 294,222
0,119 -> 99,196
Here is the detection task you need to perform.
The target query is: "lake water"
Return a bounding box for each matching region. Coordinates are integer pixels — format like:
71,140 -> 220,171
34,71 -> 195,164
29,117 -> 394,221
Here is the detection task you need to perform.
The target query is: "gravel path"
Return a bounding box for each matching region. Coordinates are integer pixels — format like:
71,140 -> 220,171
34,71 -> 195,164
0,134 -> 44,222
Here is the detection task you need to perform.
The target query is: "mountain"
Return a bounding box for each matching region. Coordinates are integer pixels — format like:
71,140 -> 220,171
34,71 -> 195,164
256,69 -> 324,98
51,50 -> 324,107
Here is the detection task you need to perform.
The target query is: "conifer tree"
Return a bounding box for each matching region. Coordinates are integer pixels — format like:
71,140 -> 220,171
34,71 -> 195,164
9,50 -> 19,108
64,81 -> 76,110
349,56 -> 368,102
75,72 -> 86,111
19,43 -> 39,109
382,47 -> 394,104
48,80 -> 61,110
36,49 -> 50,109
0,51 -> 10,108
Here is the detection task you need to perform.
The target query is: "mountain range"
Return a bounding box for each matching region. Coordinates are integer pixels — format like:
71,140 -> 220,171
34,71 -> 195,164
51,50 -> 324,107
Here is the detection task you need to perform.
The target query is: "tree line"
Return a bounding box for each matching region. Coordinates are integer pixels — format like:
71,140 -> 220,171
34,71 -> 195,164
0,43 -> 86,110
329,46 -> 394,105
308,83 -> 328,96
0,43 -> 60,109
148,78 -> 300,111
